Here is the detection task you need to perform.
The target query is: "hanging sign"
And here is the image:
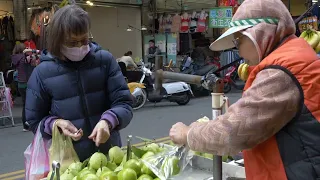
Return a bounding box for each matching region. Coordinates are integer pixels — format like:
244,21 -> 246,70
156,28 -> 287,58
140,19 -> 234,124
298,16 -> 318,32
219,0 -> 243,15
209,7 -> 233,28
166,33 -> 177,65
156,41 -> 166,53
219,0 -> 237,6
167,43 -> 177,56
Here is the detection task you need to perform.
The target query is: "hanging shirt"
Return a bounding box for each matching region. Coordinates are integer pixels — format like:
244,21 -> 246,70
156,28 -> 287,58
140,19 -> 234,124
197,13 -> 208,33
159,17 -> 165,33
171,14 -> 181,33
189,16 -> 198,33
180,16 -> 190,33
165,16 -> 172,33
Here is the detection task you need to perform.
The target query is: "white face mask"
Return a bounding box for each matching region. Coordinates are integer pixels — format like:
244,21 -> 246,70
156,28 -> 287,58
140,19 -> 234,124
61,45 -> 90,62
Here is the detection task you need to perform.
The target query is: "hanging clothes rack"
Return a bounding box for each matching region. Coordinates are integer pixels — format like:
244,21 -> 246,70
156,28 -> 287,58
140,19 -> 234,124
0,10 -> 10,13
0,13 -> 13,17
0,9 -> 13,17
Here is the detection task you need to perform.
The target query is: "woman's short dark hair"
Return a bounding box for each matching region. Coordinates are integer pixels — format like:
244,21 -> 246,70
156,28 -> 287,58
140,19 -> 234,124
47,5 -> 90,59
124,51 -> 132,56
149,40 -> 155,44
12,43 -> 26,54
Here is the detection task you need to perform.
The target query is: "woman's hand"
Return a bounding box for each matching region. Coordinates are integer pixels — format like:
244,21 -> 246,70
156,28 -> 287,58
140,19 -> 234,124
169,122 -> 191,146
89,120 -> 110,147
55,119 -> 83,141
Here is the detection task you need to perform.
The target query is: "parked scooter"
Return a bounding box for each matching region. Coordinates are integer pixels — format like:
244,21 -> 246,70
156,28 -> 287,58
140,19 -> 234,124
118,62 -> 147,110
220,59 -> 244,93
212,57 -> 245,93
128,82 -> 147,110
180,57 -> 220,96
137,60 -> 193,105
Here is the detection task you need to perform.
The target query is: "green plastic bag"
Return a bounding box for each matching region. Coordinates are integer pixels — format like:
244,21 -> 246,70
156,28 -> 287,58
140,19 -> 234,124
49,121 -> 80,174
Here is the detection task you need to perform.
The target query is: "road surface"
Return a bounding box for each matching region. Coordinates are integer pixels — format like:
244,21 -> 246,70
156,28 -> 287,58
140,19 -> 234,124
0,91 -> 241,179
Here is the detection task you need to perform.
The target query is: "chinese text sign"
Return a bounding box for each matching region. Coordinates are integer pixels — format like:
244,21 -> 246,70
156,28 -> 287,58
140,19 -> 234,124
209,7 -> 233,28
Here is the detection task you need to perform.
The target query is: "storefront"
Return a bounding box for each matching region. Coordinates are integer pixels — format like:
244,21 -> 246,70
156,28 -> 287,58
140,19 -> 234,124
86,5 -> 142,58
0,0 -> 15,72
141,0 -> 245,69
282,0 -> 308,16
0,0 -> 14,42
25,1 -> 143,59
142,0 -> 220,67
0,0 -> 13,13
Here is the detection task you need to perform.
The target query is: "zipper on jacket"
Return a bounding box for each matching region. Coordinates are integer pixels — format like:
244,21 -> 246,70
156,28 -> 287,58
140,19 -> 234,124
76,70 -> 91,132
77,69 -> 99,152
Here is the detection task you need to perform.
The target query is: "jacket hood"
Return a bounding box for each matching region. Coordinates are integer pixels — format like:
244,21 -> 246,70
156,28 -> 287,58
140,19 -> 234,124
11,53 -> 25,66
40,42 -> 102,62
11,53 -> 24,61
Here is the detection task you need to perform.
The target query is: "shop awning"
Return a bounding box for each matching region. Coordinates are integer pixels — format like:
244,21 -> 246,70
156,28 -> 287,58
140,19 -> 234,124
156,0 -> 217,12
38,0 -> 142,8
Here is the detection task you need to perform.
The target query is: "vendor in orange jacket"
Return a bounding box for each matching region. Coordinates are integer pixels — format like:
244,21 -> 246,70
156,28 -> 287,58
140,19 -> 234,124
169,0 -> 320,180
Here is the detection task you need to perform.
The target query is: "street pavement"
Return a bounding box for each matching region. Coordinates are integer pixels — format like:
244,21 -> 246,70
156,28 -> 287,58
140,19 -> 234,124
0,90 -> 241,179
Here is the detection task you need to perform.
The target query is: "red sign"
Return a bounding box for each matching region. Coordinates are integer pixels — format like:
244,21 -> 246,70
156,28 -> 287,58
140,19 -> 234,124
219,0 -> 237,7
219,0 -> 243,14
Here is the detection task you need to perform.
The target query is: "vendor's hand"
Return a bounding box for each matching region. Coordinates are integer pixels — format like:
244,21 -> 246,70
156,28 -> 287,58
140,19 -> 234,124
169,122 -> 191,146
56,119 -> 83,141
89,120 -> 110,147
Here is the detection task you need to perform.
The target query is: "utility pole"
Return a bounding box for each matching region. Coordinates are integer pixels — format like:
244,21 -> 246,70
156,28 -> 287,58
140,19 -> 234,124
152,0 -> 156,38
140,0 -> 145,58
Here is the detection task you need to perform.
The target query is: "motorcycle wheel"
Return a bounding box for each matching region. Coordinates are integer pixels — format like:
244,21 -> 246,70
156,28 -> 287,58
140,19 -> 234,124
176,92 -> 191,105
223,83 -> 232,93
133,89 -> 147,110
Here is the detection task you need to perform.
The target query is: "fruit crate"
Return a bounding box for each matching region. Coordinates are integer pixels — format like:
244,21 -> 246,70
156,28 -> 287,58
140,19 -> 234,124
171,155 -> 245,180
160,144 -> 245,180
42,142 -> 245,180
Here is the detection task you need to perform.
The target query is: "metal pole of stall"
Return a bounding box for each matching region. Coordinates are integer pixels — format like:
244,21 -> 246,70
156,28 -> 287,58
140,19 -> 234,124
154,56 -> 162,94
140,0 -> 145,60
213,0 -> 223,178
211,93 -> 224,180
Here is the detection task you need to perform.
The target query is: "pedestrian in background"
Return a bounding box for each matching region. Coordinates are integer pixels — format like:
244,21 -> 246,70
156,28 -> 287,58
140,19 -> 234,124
147,40 -> 160,67
117,51 -> 138,70
11,43 -> 29,131
25,5 -> 133,161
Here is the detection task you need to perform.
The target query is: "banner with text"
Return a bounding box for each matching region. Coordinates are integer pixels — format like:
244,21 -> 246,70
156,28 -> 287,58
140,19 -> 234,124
209,7 -> 233,28
167,33 -> 177,65
298,16 -> 318,32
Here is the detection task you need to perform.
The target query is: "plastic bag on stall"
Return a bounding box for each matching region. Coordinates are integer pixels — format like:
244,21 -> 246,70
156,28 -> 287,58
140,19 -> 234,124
48,121 -> 80,175
24,122 -> 51,180
142,145 -> 193,180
